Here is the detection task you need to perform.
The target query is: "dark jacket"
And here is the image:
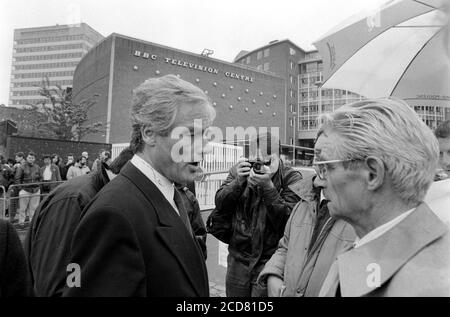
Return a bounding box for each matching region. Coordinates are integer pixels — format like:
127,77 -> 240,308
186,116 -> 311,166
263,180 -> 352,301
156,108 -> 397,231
208,160 -> 302,268
0,164 -> 14,191
63,162 -> 209,297
25,163 -> 110,297
0,220 -> 34,297
14,163 -> 42,193
177,184 -> 207,259
40,164 -> 62,191
60,162 -> 74,181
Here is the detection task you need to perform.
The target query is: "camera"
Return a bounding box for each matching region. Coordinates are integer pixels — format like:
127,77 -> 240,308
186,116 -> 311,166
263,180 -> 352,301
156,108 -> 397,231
248,159 -> 271,174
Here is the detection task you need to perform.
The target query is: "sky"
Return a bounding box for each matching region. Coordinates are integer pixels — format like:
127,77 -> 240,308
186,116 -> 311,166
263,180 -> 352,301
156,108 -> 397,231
0,0 -> 388,105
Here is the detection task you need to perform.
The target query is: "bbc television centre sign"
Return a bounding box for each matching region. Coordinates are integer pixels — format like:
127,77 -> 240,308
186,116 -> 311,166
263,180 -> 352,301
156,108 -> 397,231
133,50 -> 255,83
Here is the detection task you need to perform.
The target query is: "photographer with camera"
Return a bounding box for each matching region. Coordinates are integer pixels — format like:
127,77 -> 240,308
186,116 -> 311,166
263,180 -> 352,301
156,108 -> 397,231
207,131 -> 302,297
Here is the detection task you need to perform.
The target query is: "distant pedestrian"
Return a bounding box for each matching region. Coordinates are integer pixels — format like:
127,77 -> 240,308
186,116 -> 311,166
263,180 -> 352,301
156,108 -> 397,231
81,151 -> 93,170
40,154 -> 62,196
60,154 -> 75,181
66,158 -> 89,180
14,152 -> 42,225
8,152 -> 26,222
92,149 -> 112,172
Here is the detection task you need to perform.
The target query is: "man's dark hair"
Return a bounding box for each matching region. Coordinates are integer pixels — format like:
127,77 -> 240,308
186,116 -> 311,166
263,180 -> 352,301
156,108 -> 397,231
7,158 -> 15,165
28,151 -> 36,158
16,152 -> 25,158
108,147 -> 134,174
67,153 -> 74,158
435,120 -> 450,139
42,154 -> 51,159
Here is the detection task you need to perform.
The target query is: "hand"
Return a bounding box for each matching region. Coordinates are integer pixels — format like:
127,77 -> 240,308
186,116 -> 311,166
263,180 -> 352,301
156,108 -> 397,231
236,157 -> 251,185
247,168 -> 274,189
267,275 -> 284,297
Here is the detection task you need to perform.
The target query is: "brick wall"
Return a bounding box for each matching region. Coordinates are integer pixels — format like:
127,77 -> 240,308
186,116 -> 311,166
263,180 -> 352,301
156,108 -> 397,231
5,135 -> 111,165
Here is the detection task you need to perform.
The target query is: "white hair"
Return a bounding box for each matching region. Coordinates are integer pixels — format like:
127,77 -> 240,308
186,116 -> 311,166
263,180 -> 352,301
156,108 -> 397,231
318,98 -> 439,205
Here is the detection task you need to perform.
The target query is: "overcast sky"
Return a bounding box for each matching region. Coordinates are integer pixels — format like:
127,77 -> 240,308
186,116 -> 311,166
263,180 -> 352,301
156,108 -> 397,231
0,0 -> 388,105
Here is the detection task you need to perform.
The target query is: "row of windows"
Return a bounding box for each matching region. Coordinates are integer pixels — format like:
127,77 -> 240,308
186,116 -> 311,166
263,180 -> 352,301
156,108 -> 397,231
14,70 -> 74,79
299,89 -> 357,100
300,62 -> 324,75
241,47 -> 296,65
256,63 -> 270,71
14,61 -> 79,70
12,90 -> 41,96
11,99 -> 46,105
20,28 -> 70,37
15,43 -> 87,53
13,80 -> 72,88
14,52 -> 83,62
16,34 -> 85,45
414,105 -> 444,113
256,48 -> 270,60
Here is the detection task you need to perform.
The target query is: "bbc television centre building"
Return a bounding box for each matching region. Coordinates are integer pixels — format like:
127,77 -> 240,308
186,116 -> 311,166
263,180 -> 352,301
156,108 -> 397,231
72,34 -> 291,155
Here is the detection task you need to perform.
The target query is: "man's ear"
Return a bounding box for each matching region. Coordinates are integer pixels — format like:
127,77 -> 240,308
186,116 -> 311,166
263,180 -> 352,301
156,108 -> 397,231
364,156 -> 385,191
141,126 -> 156,147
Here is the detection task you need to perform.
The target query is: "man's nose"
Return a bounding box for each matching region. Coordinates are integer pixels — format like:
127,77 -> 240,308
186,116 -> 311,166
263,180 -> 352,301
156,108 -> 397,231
313,174 -> 326,189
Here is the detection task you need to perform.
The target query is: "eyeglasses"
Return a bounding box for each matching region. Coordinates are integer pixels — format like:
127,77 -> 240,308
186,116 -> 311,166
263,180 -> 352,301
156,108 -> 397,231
312,159 -> 354,180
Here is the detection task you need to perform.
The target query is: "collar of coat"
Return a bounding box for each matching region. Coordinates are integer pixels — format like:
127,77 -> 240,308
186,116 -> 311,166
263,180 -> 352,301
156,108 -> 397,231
335,203 -> 447,297
288,173 -> 319,202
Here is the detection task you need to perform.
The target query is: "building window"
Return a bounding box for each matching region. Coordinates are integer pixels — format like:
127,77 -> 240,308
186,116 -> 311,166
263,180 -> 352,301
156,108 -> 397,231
264,48 -> 270,57
290,118 -> 293,127
290,90 -> 294,98
290,137 -> 294,145
290,47 -> 296,55
257,65 -> 263,71
290,104 -> 294,113
290,61 -> 294,70
257,51 -> 262,60
290,75 -> 293,84
263,62 -> 270,71
246,56 -> 251,64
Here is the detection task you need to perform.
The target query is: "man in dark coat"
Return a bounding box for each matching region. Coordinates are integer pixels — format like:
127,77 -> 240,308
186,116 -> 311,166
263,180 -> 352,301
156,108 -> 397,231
0,219 -> 34,296
63,75 -> 213,297
25,148 -> 134,297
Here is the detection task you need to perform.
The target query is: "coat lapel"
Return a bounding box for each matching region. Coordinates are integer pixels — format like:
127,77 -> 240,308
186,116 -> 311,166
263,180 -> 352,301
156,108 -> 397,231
337,203 -> 447,297
120,162 -> 208,296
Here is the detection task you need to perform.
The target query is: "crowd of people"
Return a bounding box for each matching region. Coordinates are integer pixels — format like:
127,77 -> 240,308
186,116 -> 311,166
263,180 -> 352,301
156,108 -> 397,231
0,74 -> 449,297
0,149 -> 112,226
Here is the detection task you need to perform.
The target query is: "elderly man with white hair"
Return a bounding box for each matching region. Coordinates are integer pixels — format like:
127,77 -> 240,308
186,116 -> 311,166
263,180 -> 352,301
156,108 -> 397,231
315,98 -> 450,297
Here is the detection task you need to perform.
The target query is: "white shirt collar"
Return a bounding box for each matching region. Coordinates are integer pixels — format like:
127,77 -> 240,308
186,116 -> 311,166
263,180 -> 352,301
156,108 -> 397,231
130,155 -> 179,215
353,208 -> 415,248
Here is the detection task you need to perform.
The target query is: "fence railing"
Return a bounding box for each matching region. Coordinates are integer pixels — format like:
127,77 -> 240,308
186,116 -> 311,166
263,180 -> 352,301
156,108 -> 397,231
1,168 -> 232,223
195,170 -> 229,211
1,181 -> 65,224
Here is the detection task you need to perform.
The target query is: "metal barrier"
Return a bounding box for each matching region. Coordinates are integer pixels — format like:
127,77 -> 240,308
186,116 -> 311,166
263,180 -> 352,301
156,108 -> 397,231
195,170 -> 229,211
1,170 -> 232,221
1,181 -> 65,224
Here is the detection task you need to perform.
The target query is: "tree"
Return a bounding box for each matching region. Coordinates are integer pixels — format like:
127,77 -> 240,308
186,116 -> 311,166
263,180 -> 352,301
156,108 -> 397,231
29,77 -> 106,141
